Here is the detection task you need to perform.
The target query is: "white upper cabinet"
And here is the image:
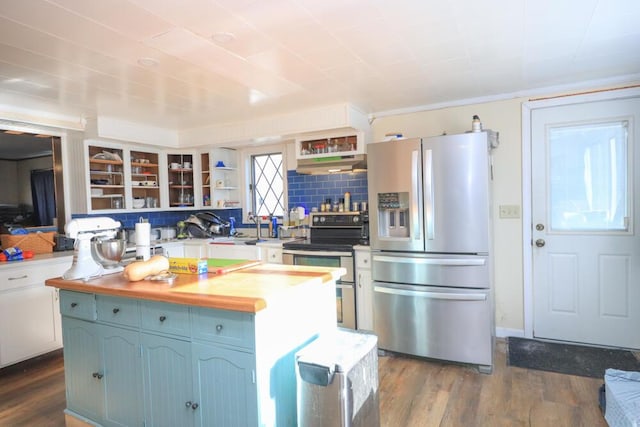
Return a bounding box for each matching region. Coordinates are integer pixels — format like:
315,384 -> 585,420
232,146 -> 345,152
295,130 -> 365,160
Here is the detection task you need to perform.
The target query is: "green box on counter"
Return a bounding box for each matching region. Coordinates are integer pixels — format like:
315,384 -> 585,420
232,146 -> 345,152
168,257 -> 208,274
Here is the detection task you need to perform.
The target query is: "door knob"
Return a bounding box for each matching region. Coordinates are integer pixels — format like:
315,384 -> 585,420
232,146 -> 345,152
535,239 -> 545,247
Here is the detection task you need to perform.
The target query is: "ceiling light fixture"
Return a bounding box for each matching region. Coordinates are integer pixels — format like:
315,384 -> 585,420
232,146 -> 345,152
137,57 -> 159,67
211,31 -> 235,44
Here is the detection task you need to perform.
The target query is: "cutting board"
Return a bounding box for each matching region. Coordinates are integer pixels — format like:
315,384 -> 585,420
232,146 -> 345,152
207,258 -> 262,274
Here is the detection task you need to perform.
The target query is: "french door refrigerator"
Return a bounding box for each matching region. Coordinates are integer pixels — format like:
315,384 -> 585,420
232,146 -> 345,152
367,131 -> 498,373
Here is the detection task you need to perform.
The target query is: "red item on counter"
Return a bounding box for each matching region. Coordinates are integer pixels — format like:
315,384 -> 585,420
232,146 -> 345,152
23,250 -> 34,259
0,253 -> 6,261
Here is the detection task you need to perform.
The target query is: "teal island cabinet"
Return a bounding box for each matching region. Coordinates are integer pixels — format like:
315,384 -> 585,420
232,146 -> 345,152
46,263 -> 343,427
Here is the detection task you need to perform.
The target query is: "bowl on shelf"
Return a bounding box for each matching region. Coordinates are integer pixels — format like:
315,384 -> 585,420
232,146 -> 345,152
133,198 -> 145,209
91,188 -> 103,196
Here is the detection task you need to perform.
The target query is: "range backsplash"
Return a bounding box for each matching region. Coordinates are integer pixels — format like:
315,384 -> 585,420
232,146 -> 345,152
287,170 -> 368,213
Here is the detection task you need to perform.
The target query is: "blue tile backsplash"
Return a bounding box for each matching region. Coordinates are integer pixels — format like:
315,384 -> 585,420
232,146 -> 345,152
287,170 -> 368,214
73,171 -> 368,230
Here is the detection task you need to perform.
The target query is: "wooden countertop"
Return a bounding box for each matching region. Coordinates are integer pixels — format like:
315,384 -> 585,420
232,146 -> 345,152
45,263 -> 346,313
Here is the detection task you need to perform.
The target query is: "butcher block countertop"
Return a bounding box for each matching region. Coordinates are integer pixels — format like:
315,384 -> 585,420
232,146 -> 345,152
45,263 -> 346,313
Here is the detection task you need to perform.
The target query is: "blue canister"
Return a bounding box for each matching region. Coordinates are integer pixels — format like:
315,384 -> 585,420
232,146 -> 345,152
271,216 -> 278,238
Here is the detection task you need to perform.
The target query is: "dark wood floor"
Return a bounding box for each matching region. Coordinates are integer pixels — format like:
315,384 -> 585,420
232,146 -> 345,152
0,340 -> 607,426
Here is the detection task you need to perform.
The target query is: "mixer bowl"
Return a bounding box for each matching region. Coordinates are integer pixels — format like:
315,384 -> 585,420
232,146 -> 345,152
91,237 -> 127,268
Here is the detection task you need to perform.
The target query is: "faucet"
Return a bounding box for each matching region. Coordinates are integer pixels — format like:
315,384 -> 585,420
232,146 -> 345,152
247,212 -> 262,240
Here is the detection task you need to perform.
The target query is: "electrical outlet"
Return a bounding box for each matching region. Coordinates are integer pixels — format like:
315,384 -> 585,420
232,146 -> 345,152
499,205 -> 521,219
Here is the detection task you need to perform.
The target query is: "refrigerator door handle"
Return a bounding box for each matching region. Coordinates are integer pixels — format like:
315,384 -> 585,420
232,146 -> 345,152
373,255 -> 486,266
424,148 -> 434,240
374,285 -> 487,301
411,149 -> 422,240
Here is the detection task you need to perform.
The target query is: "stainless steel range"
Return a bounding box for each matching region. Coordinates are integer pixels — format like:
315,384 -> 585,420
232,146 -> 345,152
282,212 -> 364,329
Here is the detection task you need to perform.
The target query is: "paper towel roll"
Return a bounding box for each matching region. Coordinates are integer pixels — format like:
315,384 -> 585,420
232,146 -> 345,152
136,245 -> 150,261
135,222 -> 151,261
135,222 -> 151,246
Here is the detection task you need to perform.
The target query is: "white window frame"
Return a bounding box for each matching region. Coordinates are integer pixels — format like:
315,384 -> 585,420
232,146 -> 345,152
239,142 -> 289,223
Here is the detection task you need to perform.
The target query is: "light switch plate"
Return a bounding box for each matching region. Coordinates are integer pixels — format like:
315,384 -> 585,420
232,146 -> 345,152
499,205 -> 520,219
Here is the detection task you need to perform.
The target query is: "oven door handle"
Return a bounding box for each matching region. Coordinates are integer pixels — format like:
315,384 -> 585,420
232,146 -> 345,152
374,285 -> 487,301
283,249 -> 351,257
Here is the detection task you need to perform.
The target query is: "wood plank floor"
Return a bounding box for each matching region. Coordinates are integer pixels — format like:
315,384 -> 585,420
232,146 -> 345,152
0,340 -> 607,426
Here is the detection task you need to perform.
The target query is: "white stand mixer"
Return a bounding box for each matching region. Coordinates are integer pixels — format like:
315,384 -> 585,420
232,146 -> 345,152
63,217 -> 123,280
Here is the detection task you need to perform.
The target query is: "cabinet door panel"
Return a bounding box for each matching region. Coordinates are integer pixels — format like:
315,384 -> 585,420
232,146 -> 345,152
0,286 -> 61,365
142,334 -> 194,427
62,318 -> 104,421
192,343 -> 257,427
100,326 -> 143,427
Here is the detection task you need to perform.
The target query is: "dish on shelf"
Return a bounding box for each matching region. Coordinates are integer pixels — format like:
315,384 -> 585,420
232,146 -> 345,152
92,150 -> 122,161
91,179 -> 109,185
91,188 -> 103,196
133,198 -> 145,208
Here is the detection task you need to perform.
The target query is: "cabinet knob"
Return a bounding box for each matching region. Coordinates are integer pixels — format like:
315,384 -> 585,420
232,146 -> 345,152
159,315 -> 167,322
191,403 -> 199,410
185,401 -> 192,408
92,372 -> 103,380
70,302 -> 78,308
112,308 -> 120,314
216,324 -> 223,332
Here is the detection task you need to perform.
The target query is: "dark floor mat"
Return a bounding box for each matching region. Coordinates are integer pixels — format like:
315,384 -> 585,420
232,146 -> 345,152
507,337 -> 640,378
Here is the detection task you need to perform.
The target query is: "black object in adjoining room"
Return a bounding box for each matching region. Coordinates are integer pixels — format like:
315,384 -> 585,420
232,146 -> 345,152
507,337 -> 640,378
30,168 -> 56,226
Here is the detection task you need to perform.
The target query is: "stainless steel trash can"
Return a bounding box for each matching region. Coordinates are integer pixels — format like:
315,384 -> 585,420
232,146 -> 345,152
296,329 -> 380,427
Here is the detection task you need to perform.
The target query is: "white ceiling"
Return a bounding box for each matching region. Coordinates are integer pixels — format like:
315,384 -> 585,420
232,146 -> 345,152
0,0 -> 639,132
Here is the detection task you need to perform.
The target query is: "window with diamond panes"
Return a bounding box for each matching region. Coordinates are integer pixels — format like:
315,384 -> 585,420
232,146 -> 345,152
251,153 -> 284,217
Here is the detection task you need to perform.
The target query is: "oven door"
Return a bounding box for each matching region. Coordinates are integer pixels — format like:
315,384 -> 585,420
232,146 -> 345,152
282,250 -> 355,329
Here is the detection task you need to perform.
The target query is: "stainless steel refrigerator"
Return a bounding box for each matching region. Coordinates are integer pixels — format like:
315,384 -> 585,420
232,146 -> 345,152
367,131 -> 498,373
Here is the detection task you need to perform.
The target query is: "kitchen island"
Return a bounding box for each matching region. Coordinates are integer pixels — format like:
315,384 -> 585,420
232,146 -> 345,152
45,263 -> 344,427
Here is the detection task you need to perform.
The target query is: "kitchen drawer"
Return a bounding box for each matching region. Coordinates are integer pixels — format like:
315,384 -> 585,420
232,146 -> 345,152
96,295 -> 140,327
0,260 -> 69,292
355,249 -> 371,270
191,307 -> 255,350
141,301 -> 190,337
60,290 -> 97,320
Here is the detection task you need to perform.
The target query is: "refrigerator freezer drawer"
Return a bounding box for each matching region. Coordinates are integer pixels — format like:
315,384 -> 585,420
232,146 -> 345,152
372,252 -> 489,289
373,282 -> 493,368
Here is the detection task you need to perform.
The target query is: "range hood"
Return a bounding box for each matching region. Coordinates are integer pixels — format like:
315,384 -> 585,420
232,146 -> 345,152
296,154 -> 367,174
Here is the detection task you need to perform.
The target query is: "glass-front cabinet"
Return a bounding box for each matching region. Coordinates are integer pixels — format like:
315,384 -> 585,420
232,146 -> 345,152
87,143 -> 125,211
295,131 -> 364,159
167,152 -> 195,208
130,150 -> 161,210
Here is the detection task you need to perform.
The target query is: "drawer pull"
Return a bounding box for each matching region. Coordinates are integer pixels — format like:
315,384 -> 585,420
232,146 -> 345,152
71,302 -> 78,308
191,403 -> 199,410
8,275 -> 28,280
92,372 -> 103,380
159,315 -> 167,322
112,308 -> 120,314
216,324 -> 223,332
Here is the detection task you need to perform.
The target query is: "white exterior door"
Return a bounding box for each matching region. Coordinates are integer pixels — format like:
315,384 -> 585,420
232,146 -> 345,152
531,96 -> 640,349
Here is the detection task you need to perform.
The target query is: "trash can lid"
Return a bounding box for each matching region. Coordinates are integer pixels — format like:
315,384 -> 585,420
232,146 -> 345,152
296,328 -> 378,373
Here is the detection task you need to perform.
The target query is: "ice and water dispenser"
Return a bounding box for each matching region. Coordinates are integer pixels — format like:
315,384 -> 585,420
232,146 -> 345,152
376,192 -> 411,238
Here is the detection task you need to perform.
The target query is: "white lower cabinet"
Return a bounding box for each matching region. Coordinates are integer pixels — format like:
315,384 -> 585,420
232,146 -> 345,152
0,258 -> 69,367
260,245 -> 283,263
207,243 -> 261,260
355,246 -> 374,332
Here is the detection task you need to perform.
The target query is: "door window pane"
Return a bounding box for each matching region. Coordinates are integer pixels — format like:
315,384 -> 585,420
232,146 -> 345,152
549,121 -> 628,231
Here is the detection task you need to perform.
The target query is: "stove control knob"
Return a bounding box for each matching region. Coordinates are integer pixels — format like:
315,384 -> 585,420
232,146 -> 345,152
319,216 -> 326,223
352,216 -> 360,223
313,216 -> 319,223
